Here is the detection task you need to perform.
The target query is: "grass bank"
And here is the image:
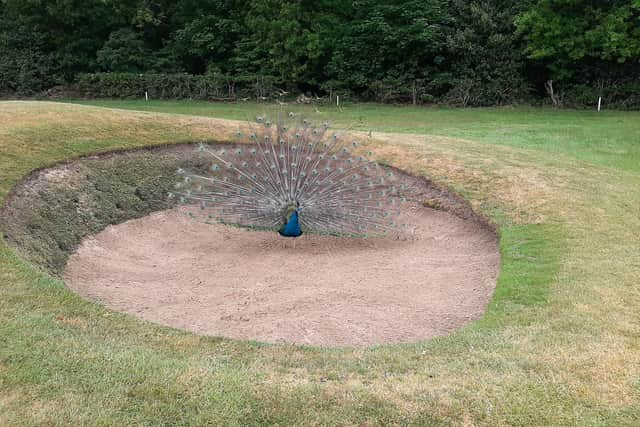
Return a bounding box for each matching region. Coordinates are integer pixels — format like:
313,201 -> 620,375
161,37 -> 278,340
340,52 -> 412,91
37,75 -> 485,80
68,99 -> 640,171
1,101 -> 638,425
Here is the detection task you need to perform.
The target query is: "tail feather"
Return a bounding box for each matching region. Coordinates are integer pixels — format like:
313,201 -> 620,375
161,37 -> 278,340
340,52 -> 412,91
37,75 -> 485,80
171,115 -> 415,236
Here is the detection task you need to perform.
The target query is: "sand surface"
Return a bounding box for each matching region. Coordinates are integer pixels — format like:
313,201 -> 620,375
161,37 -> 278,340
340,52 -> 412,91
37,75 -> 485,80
64,207 -> 499,346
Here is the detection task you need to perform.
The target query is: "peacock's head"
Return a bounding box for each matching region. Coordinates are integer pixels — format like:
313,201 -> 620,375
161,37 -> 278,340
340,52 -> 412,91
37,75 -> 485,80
283,201 -> 299,223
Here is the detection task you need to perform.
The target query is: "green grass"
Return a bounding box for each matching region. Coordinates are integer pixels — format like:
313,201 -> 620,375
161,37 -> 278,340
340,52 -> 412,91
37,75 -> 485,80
68,99 -> 640,171
1,101 -> 639,425
489,224 -> 563,311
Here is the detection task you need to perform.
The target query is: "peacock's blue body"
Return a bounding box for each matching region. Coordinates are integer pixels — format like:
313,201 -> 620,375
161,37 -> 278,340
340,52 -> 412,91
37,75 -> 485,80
170,115 -> 413,238
278,209 -> 303,238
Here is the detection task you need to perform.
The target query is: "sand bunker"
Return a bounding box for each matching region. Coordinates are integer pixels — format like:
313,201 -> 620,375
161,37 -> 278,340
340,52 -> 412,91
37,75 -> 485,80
64,206 -> 499,347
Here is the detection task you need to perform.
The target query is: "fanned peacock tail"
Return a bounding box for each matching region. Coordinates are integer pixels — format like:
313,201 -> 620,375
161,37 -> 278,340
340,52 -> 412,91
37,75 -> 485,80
169,114 -> 415,237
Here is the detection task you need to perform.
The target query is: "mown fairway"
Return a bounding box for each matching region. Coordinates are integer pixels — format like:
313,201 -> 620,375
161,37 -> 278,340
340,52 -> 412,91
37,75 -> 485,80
1,101 -> 639,425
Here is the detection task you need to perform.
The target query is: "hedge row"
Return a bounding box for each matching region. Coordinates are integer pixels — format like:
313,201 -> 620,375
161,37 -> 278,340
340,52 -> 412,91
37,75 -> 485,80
562,80 -> 640,110
75,73 -> 282,101
71,73 -> 640,109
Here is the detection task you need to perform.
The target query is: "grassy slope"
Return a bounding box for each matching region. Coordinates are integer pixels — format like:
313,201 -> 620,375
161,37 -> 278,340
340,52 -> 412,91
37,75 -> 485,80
1,101 -> 639,426
69,99 -> 640,171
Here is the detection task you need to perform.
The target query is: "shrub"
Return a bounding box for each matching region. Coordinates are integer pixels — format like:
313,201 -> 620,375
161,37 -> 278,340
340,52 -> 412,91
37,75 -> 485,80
563,80 -> 640,110
74,72 -> 283,101
0,31 -> 60,95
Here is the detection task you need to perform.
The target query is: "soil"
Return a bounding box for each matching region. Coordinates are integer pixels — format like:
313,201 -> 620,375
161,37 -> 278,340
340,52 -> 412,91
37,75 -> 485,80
64,206 -> 500,347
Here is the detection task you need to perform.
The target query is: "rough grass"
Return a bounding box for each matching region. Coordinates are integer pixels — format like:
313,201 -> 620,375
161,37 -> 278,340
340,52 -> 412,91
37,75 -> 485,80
1,101 -> 639,426
68,99 -> 640,171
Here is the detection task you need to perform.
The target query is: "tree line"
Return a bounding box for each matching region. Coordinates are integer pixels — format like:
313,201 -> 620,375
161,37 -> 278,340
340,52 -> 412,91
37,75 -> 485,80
1,0 -> 638,108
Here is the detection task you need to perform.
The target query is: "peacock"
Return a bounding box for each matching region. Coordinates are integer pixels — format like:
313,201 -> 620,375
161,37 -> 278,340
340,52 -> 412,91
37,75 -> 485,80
169,114 -> 413,238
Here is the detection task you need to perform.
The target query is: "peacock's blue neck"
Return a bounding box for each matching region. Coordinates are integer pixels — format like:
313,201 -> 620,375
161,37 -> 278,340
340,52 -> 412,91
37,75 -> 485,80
278,210 -> 303,238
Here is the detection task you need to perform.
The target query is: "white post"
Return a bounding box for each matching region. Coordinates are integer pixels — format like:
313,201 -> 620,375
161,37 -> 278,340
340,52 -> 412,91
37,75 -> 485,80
145,91 -> 149,102
597,96 -> 602,112
336,95 -> 339,107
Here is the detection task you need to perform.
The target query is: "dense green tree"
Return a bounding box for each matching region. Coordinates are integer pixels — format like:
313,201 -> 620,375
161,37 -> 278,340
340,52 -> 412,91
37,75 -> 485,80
97,28 -> 152,72
516,0 -> 640,106
0,24 -> 59,94
1,0 -> 136,76
443,0 -> 531,106
168,1 -> 247,74
231,0 -> 322,92
0,0 -> 638,106
517,0 -> 640,78
326,0 -> 449,102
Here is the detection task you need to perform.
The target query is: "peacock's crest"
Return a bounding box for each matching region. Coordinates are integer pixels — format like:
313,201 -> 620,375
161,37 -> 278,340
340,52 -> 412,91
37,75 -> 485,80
169,114 -> 414,237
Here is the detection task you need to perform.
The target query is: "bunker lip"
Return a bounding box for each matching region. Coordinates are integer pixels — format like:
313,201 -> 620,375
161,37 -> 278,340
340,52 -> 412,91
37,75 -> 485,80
1,142 -> 500,346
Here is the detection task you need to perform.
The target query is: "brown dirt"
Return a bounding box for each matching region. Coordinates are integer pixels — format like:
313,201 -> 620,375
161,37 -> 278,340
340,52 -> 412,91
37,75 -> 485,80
64,205 -> 499,347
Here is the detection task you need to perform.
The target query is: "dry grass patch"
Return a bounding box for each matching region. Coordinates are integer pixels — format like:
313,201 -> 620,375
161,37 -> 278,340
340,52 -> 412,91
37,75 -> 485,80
1,101 -> 639,425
